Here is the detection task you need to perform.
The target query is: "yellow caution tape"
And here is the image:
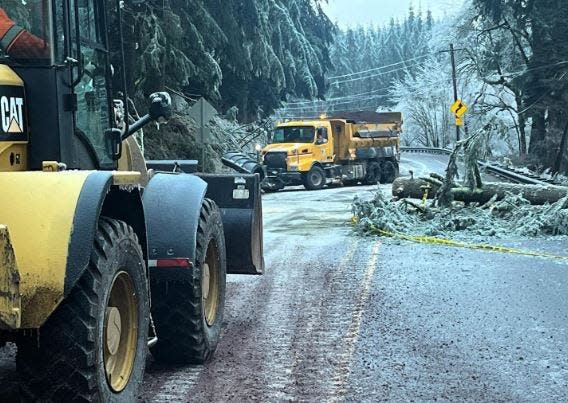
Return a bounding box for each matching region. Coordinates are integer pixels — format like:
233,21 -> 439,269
353,218 -> 568,261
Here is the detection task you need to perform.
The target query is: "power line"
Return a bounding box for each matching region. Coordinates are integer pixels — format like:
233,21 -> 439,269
285,93 -> 390,108
280,76 -> 455,112
279,60 -> 568,115
284,87 -> 389,106
329,59 -> 433,85
279,94 -> 392,112
326,53 -> 432,80
501,60 -> 568,78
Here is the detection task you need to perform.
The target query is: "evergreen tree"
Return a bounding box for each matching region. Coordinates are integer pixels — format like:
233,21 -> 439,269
116,0 -> 335,122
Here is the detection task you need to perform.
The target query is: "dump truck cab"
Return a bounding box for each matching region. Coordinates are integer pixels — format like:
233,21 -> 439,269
263,119 -> 335,175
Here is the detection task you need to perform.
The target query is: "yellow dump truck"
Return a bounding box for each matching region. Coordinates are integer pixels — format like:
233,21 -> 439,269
261,111 -> 402,191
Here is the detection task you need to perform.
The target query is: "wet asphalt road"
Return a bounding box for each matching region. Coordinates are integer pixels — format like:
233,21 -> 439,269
1,155 -> 567,401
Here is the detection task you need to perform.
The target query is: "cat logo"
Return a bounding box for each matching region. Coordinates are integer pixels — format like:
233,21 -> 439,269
1,96 -> 24,134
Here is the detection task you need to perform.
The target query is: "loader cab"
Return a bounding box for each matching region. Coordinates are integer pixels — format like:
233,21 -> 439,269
0,0 -> 122,171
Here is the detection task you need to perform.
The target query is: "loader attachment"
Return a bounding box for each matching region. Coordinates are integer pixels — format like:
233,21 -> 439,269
197,174 -> 264,275
0,225 -> 21,329
221,152 -> 265,180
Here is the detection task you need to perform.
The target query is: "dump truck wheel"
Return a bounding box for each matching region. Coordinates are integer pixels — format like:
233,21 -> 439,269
363,161 -> 382,185
17,217 -> 149,402
150,198 -> 226,364
381,161 -> 398,183
303,166 -> 325,190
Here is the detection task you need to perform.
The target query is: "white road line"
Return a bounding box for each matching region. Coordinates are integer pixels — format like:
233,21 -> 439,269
333,240 -> 382,400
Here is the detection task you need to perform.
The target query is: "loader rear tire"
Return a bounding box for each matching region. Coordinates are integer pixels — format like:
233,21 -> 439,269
150,198 -> 226,365
17,217 -> 149,402
303,166 -> 325,190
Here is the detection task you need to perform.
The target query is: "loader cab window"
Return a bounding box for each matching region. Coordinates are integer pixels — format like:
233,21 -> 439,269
72,0 -> 113,168
272,126 -> 315,144
0,0 -> 53,63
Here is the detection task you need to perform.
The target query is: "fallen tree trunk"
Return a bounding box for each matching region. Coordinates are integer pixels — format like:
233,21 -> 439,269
392,177 -> 568,205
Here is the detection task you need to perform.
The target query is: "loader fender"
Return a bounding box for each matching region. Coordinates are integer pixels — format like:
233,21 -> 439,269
0,171 -> 145,328
143,172 -> 207,266
66,172 -> 147,295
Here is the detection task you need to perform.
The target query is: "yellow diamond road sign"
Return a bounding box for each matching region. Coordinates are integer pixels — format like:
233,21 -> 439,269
450,100 -> 468,118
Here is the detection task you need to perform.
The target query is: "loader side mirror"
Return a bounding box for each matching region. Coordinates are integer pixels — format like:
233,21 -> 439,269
123,92 -> 173,140
148,92 -> 173,122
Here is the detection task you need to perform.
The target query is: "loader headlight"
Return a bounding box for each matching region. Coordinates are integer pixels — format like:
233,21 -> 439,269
290,149 -> 298,156
255,143 -> 262,152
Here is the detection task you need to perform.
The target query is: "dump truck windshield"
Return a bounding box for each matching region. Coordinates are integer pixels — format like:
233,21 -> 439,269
0,0 -> 52,62
272,126 -> 315,144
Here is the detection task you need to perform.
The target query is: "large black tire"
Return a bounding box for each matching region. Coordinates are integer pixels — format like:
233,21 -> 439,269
150,198 -> 227,365
363,161 -> 382,185
17,218 -> 149,403
381,160 -> 399,184
303,166 -> 326,190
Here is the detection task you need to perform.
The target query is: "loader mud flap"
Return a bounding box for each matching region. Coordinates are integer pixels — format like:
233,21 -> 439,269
0,225 -> 20,329
197,173 -> 264,275
222,152 -> 265,181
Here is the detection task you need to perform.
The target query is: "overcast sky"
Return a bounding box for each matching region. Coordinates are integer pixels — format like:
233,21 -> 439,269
321,0 -> 464,28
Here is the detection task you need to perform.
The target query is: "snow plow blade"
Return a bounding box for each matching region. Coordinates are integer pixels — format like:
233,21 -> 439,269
197,174 -> 264,275
221,152 -> 265,180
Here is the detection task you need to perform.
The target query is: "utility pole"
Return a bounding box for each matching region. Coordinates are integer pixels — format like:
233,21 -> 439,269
450,43 -> 460,142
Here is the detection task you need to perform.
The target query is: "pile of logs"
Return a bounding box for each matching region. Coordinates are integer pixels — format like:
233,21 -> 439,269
392,174 -> 568,206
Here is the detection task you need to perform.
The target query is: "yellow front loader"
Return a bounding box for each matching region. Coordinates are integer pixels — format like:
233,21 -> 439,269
0,1 -> 263,401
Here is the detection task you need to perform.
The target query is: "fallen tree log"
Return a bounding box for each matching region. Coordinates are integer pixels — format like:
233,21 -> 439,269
392,177 -> 568,205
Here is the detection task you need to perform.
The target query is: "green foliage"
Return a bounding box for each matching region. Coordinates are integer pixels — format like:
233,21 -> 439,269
119,0 -> 334,122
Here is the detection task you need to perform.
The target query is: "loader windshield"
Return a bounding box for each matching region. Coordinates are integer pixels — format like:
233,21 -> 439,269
0,0 -> 52,62
272,126 -> 315,144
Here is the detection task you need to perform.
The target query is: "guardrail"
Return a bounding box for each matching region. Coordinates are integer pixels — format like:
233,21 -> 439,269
400,147 -> 452,155
401,146 -> 564,186
479,162 -> 559,186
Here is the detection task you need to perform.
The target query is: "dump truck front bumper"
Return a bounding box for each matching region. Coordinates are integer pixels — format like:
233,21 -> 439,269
0,225 -> 21,330
261,170 -> 302,190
